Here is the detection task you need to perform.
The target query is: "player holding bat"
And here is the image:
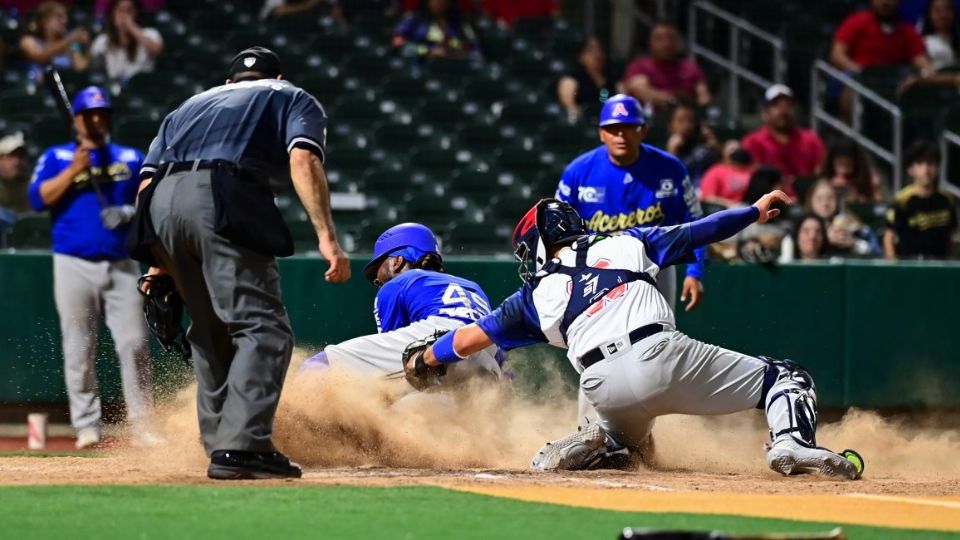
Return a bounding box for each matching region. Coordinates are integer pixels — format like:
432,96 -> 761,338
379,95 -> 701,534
27,84 -> 159,450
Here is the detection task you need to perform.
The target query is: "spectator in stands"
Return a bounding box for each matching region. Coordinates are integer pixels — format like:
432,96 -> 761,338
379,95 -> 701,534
885,140 -> 958,259
792,214 -> 829,260
807,179 -> 883,257
260,0 -> 328,21
700,141 -> 756,208
0,132 -> 31,215
622,21 -> 710,111
558,37 -> 617,122
393,0 -> 479,62
90,0 -> 163,83
831,0 -> 930,74
482,0 -> 559,26
665,101 -> 719,185
823,139 -> 884,203
741,84 -> 826,195
921,0 -> 959,70
741,165 -> 785,205
19,1 -> 90,84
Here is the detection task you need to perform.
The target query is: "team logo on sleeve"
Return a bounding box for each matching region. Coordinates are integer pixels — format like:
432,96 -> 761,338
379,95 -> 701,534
557,180 -> 571,198
655,178 -> 676,198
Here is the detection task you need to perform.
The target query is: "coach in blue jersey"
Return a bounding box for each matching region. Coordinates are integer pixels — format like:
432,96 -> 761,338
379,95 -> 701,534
28,86 -> 156,450
556,94 -> 705,312
131,47 -> 350,479
301,223 -> 502,385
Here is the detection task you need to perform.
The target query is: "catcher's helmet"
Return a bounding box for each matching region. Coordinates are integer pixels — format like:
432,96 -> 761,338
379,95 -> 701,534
512,198 -> 587,282
598,93 -> 645,127
72,86 -> 111,115
363,222 -> 441,282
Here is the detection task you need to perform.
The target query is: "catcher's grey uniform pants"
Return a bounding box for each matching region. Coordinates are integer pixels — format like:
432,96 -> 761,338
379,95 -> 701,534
323,316 -> 502,384
576,266 -> 678,424
149,171 -> 293,455
580,330 -> 765,447
53,254 -> 153,433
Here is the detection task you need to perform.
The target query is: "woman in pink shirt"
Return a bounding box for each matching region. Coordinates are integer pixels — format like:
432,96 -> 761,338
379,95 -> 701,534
622,22 -> 711,110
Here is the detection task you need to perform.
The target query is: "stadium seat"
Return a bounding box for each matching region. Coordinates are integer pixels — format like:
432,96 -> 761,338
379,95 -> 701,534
361,167 -> 418,200
401,190 -> 460,229
409,143 -> 471,176
538,123 -> 596,157
4,215 -> 51,249
325,146 -> 387,178
32,115 -> 70,150
496,144 -> 557,178
0,90 -> 49,124
450,169 -> 503,202
415,98 -> 479,132
372,123 -> 435,154
115,118 -> 162,151
456,123 -> 517,157
446,221 -> 514,255
498,98 -> 565,130
900,84 -> 960,142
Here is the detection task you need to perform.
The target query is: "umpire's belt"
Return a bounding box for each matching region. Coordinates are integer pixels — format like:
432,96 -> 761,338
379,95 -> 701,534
579,323 -> 664,370
155,159 -> 238,179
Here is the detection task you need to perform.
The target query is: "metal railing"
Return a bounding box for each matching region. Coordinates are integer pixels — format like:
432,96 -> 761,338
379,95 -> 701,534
811,60 -> 904,190
939,130 -> 960,198
688,1 -> 784,120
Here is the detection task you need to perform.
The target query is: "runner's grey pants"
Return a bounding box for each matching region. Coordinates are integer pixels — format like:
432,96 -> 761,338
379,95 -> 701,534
53,254 -> 153,432
149,170 -> 293,455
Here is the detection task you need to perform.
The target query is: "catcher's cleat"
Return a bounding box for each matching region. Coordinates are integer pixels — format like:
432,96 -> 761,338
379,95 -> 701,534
767,437 -> 862,480
531,423 -> 608,471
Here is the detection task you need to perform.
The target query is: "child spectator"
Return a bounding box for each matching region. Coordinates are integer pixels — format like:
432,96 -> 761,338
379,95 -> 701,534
19,1 -> 90,83
393,0 -> 479,62
822,139 -> 883,203
622,21 -> 710,110
807,179 -> 882,257
665,101 -> 719,185
921,0 -> 960,70
885,141 -> 958,259
700,141 -> 756,208
557,37 -> 617,122
90,0 -> 163,83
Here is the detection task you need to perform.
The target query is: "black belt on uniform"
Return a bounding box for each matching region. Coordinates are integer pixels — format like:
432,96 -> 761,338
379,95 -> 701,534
155,159 -> 234,179
579,323 -> 665,370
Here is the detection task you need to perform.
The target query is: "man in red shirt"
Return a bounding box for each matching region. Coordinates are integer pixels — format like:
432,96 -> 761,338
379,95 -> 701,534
741,84 -> 825,196
622,22 -> 711,110
831,0 -> 929,73
482,0 -> 559,26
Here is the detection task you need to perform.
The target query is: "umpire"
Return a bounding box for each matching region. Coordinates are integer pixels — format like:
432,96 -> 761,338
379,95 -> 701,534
131,46 -> 350,479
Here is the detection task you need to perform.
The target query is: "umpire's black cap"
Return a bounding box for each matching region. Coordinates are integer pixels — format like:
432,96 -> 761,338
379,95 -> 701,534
228,46 -> 283,80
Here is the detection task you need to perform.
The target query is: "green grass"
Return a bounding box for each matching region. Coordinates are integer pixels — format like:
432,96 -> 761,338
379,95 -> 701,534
0,485 -> 952,540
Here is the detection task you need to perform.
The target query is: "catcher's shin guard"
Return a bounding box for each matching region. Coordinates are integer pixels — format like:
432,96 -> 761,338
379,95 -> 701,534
760,357 -> 818,447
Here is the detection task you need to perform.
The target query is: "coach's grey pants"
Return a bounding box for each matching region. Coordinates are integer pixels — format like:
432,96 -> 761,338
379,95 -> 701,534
53,254 -> 152,433
149,171 -> 293,455
322,316 -> 502,384
580,330 -> 765,448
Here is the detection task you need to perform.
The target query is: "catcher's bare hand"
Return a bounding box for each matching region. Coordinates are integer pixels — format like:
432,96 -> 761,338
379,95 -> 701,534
753,190 -> 792,224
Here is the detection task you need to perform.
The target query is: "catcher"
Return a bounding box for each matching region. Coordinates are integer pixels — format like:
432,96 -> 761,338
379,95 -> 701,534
301,223 -> 503,390
403,194 -> 865,479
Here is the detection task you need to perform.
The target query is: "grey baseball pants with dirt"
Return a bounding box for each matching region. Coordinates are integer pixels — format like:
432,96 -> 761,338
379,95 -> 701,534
148,170 -> 293,455
53,254 -> 153,433
579,330 -> 809,451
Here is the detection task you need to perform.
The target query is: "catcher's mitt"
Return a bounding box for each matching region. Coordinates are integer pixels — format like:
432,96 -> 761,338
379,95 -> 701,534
401,330 -> 449,391
138,274 -> 191,363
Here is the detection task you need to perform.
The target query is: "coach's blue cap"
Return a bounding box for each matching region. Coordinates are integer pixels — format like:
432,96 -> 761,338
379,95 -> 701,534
72,86 -> 112,115
363,223 -> 441,282
598,94 -> 645,127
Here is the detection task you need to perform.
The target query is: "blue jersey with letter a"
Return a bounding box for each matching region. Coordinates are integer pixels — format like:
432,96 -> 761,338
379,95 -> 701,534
374,269 -> 494,333
556,144 -> 705,279
28,142 -> 143,260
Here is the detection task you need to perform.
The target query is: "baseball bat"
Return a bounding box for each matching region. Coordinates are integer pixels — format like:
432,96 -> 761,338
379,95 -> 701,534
42,65 -> 108,207
618,527 -> 846,540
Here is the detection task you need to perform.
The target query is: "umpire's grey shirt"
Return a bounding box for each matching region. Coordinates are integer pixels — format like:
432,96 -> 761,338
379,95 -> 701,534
141,78 -> 327,190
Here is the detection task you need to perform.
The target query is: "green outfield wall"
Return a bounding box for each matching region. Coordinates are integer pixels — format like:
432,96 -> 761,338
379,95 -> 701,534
2,252 -> 958,409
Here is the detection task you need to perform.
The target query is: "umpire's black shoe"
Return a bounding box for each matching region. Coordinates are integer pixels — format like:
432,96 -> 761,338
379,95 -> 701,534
207,450 -> 303,480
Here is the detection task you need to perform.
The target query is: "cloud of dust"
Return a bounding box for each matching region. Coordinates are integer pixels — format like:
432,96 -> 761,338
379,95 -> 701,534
132,348 -> 960,479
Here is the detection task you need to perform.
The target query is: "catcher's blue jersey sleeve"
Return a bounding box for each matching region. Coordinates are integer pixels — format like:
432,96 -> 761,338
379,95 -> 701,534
625,206 -> 759,269
374,270 -> 494,333
557,144 -> 706,279
476,284 -> 548,350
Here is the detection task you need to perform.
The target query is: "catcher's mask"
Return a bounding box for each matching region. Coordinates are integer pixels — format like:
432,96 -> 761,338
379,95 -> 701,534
512,198 -> 587,282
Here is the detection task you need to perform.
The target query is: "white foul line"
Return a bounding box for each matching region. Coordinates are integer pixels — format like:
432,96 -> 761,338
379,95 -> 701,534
845,493 -> 960,510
